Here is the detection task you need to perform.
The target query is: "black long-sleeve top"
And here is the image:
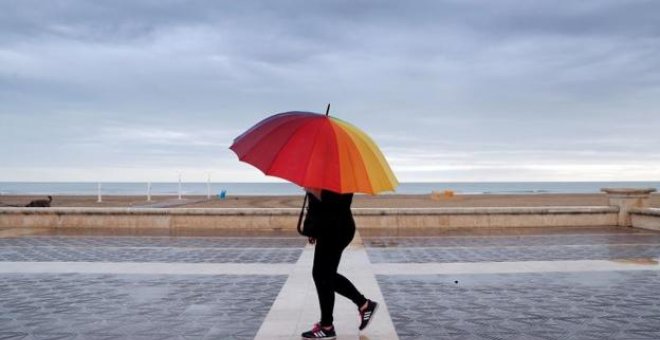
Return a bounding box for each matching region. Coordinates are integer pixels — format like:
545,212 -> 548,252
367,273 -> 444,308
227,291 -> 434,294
306,190 -> 355,236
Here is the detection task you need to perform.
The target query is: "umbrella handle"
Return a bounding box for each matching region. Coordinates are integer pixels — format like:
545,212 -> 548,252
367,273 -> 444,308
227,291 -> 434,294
296,193 -> 308,235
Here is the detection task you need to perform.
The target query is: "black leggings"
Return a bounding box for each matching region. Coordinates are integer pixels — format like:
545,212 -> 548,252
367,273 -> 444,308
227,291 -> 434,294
312,224 -> 367,326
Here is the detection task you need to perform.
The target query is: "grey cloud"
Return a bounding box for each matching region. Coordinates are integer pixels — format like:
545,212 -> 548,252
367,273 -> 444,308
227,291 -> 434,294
1,0 -> 659,181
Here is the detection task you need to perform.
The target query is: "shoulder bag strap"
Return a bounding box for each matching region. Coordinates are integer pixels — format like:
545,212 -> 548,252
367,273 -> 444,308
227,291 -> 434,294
296,193 -> 308,235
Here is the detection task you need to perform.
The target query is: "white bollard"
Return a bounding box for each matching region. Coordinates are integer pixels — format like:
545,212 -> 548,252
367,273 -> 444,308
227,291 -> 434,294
97,182 -> 102,203
207,173 -> 211,199
178,173 -> 182,200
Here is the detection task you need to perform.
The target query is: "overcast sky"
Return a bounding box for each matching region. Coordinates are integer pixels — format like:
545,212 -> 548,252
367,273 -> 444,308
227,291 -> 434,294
1,0 -> 659,183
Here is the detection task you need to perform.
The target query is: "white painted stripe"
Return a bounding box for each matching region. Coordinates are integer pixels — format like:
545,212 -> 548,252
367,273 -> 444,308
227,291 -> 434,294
254,245 -> 318,340
372,259 -> 660,275
1,258 -> 657,277
255,240 -> 400,340
0,262 -> 293,275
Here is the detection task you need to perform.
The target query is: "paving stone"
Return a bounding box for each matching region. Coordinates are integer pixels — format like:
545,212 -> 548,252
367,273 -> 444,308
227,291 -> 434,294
0,246 -> 302,263
0,274 -> 286,339
0,235 -> 305,263
378,271 -> 660,340
364,233 -> 660,248
4,227 -> 660,339
365,231 -> 660,263
367,244 -> 660,263
0,236 -> 306,249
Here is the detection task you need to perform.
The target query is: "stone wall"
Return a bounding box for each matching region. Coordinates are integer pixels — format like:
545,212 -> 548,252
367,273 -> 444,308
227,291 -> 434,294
354,207 -> 618,229
2,188 -> 657,231
630,208 -> 660,231
0,206 -> 619,230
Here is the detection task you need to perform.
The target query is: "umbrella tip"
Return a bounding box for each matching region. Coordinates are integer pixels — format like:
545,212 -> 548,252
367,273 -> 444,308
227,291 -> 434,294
325,103 -> 331,116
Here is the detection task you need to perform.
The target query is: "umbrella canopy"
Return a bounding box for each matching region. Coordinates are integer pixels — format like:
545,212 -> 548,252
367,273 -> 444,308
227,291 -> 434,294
230,110 -> 398,194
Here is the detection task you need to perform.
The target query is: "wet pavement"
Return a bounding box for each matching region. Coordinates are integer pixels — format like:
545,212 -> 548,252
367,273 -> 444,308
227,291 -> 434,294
0,230 -> 303,339
367,243 -> 660,263
0,274 -> 286,340
363,227 -> 660,340
0,234 -> 306,263
365,228 -> 660,263
377,271 -> 660,340
0,226 -> 659,339
0,244 -> 303,263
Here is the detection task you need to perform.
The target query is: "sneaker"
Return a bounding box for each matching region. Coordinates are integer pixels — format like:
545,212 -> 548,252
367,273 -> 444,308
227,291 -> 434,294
301,323 -> 336,339
359,300 -> 378,330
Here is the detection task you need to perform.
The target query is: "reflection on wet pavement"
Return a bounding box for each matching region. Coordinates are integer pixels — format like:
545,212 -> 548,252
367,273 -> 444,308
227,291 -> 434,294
365,227 -> 660,263
366,226 -> 660,339
0,228 -> 307,263
378,271 -> 660,340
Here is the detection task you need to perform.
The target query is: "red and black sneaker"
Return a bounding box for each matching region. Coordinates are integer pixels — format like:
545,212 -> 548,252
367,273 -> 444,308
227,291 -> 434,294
301,323 -> 336,339
359,300 -> 378,331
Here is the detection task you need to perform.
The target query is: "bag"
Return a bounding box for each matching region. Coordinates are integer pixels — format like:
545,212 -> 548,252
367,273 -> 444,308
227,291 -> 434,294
297,193 -> 319,237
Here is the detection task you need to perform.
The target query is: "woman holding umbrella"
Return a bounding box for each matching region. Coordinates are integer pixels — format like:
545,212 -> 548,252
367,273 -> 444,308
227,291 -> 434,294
299,187 -> 378,339
230,105 -> 398,339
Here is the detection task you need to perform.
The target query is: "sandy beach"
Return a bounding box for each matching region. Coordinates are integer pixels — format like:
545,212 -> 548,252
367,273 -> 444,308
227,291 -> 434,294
2,193 -> 659,209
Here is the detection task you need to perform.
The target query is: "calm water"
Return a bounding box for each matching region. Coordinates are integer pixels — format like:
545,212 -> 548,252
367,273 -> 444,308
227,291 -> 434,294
0,182 -> 658,196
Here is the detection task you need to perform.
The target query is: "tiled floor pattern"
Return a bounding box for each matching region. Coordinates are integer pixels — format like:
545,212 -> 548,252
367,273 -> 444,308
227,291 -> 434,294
364,227 -> 660,340
367,243 -> 660,263
0,274 -> 286,339
2,226 -> 660,339
0,246 -> 303,263
365,230 -> 660,263
0,236 -> 307,248
377,271 -> 660,340
0,233 -> 304,339
365,232 -> 660,248
0,236 -> 305,263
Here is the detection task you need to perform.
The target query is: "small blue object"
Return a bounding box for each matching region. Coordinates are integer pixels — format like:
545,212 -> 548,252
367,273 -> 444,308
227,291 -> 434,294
218,190 -> 227,200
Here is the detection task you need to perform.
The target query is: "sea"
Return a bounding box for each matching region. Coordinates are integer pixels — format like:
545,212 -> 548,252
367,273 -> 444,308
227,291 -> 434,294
0,182 -> 658,196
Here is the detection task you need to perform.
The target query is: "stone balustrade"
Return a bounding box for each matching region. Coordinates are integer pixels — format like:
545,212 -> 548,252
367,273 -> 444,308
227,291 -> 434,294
630,208 -> 660,231
601,188 -> 656,226
0,188 -> 656,231
0,206 -> 619,230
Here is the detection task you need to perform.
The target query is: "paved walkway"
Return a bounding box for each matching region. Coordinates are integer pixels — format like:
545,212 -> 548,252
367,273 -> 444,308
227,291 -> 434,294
1,226 -> 660,339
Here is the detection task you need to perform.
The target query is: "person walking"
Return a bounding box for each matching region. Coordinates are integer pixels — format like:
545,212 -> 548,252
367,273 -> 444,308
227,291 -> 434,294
229,108 -> 397,338
301,188 -> 378,339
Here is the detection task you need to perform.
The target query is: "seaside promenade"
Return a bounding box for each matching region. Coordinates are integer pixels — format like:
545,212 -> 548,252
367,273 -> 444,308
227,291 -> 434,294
1,226 -> 660,339
1,190 -> 660,339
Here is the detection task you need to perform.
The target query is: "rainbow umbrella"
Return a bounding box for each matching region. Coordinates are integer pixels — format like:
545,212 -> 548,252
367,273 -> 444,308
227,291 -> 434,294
230,106 -> 398,194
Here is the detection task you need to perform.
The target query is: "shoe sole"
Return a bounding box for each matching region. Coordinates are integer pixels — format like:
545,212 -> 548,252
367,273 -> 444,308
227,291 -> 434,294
359,302 -> 379,331
301,337 -> 336,340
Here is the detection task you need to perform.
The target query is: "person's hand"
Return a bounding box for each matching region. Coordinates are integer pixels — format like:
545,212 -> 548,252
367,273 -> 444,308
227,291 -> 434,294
308,237 -> 316,245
